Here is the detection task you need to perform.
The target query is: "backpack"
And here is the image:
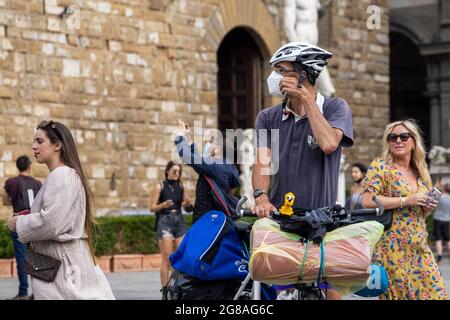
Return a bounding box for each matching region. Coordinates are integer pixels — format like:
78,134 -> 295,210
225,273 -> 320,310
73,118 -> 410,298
14,176 -> 41,212
169,210 -> 249,281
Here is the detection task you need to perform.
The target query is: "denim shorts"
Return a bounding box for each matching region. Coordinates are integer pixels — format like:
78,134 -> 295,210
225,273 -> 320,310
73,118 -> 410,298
156,213 -> 187,240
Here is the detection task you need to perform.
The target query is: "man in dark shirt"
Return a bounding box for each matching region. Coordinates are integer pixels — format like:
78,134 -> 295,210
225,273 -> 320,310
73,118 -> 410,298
252,42 -> 354,300
3,155 -> 42,300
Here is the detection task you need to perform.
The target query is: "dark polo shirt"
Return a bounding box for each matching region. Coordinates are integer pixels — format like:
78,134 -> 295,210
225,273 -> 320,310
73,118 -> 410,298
255,94 -> 354,210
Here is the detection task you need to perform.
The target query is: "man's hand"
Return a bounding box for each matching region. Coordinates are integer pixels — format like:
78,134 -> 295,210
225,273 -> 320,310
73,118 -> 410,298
251,194 -> 277,218
279,75 -> 316,114
280,74 -> 344,155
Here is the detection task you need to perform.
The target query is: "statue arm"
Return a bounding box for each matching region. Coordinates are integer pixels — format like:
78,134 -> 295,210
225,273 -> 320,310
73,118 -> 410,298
318,0 -> 331,19
283,0 -> 297,42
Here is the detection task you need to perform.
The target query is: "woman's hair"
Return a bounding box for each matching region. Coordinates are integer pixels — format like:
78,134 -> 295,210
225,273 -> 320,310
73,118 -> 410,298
37,121 -> 97,264
352,162 -> 367,175
381,119 -> 432,188
164,161 -> 182,181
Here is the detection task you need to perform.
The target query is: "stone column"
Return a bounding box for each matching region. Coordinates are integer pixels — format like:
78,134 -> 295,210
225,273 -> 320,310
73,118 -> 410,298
438,54 -> 450,147
439,0 -> 450,147
426,77 -> 442,146
440,77 -> 450,147
337,154 -> 348,206
440,0 -> 450,41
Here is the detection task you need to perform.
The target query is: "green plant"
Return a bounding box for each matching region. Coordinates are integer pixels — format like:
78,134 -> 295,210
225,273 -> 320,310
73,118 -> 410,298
93,215 -> 193,256
0,221 -> 14,259
0,215 -> 194,259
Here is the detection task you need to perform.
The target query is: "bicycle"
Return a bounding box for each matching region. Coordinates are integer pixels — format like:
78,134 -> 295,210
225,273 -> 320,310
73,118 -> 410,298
235,195 -> 389,300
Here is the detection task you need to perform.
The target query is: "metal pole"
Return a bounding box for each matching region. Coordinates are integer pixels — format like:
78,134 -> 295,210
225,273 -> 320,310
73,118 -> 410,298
252,281 -> 261,300
233,273 -> 252,300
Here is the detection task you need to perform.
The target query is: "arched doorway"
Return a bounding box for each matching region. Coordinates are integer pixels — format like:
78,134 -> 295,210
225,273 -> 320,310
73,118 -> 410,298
390,31 -> 431,148
217,28 -> 264,131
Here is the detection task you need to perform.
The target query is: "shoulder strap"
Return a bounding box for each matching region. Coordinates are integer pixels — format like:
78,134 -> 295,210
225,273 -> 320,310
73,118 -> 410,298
204,175 -> 231,217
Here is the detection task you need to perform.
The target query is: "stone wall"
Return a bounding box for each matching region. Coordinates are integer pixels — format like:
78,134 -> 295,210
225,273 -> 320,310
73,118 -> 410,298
329,0 -> 390,181
0,0 -> 390,219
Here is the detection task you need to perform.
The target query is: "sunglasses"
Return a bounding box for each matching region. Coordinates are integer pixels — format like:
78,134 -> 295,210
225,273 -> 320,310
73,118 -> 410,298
275,67 -> 296,75
387,132 -> 412,143
37,120 -> 63,140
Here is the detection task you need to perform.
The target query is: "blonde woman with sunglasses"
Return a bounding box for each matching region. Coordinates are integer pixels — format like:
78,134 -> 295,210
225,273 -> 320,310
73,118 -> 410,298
361,120 -> 447,300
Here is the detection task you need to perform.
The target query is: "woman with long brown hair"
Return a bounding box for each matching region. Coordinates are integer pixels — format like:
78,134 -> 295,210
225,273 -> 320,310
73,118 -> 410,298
7,120 -> 114,300
361,119 -> 447,300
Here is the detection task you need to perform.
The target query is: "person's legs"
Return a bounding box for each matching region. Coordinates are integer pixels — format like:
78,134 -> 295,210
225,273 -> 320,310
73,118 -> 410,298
174,236 -> 184,249
445,222 -> 450,254
11,232 -> 28,297
433,220 -> 444,265
158,234 -> 175,287
172,214 -> 186,249
435,240 -> 443,258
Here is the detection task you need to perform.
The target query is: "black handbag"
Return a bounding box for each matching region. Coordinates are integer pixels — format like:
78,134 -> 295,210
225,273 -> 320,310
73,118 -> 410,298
23,250 -> 61,283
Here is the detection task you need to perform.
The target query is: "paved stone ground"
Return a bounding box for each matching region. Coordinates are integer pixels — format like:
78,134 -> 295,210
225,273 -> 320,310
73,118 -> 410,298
1,259 -> 449,300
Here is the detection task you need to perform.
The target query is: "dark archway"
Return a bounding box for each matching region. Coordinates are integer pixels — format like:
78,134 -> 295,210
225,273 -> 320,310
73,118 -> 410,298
217,28 -> 264,131
390,31 -> 431,148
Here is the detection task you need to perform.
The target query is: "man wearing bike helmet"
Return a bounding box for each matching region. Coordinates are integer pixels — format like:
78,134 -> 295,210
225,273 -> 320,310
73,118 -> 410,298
251,42 -> 354,299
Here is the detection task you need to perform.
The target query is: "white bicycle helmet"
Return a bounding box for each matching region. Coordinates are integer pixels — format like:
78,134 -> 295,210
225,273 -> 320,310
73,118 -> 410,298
269,42 -> 333,83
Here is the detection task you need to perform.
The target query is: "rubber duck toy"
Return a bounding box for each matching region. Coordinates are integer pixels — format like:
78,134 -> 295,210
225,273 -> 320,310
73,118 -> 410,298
279,192 -> 295,216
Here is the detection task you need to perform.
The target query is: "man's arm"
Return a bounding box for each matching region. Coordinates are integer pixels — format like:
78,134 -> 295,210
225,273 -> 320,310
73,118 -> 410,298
305,101 -> 344,155
280,77 -> 343,155
252,147 -> 272,193
2,191 -> 11,206
252,147 -> 277,218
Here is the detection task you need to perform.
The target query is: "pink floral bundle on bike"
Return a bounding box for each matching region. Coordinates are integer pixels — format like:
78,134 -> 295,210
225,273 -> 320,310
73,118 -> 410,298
249,219 -> 384,295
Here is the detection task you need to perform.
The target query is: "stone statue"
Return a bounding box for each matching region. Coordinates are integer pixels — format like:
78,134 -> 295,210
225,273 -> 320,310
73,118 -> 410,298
238,129 -> 256,208
429,145 -> 450,165
337,154 -> 348,206
283,0 -> 336,97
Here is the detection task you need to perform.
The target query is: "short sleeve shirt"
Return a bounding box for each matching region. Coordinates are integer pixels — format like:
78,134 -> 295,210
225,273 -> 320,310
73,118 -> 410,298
255,93 -> 353,209
4,175 -> 42,213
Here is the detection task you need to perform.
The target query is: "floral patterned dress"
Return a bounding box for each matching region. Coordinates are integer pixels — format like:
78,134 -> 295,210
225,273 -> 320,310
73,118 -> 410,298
362,158 -> 448,300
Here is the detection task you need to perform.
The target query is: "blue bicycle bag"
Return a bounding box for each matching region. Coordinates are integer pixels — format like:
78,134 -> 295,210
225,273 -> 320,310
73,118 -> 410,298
169,210 -> 249,281
354,264 -> 389,297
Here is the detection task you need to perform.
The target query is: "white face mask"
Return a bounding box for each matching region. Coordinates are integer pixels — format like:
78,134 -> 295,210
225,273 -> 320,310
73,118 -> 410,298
267,71 -> 283,97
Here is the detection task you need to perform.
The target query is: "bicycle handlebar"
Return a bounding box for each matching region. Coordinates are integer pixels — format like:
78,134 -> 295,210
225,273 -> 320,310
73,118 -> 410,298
235,195 -> 385,221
